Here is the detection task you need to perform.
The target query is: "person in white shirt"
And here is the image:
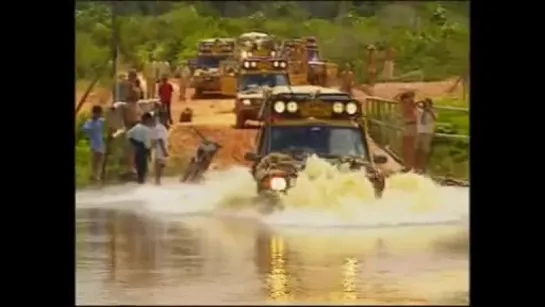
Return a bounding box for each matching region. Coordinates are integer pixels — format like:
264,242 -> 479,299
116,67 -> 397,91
415,98 -> 437,173
152,113 -> 169,185
127,113 -> 155,183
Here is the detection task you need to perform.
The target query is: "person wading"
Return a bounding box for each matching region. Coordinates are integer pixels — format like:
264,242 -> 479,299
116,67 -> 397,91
415,98 -> 437,173
399,91 -> 417,170
82,105 -> 106,182
158,74 -> 174,126
127,113 -> 155,184
152,113 -> 169,185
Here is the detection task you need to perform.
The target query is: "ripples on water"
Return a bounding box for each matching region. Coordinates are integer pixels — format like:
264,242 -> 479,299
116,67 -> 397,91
76,162 -> 469,305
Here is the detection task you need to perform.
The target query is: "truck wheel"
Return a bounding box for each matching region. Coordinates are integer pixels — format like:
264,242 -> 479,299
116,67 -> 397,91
235,114 -> 246,129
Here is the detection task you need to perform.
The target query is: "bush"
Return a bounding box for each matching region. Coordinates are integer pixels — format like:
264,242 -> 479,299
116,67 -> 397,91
75,1 -> 469,82
429,98 -> 469,179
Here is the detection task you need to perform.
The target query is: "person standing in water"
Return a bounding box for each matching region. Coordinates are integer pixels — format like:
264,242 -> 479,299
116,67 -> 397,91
126,113 -> 155,184
152,112 -> 169,185
82,105 -> 106,182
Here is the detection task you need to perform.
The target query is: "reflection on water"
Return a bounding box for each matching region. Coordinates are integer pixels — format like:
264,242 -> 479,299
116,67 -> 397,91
76,208 -> 469,305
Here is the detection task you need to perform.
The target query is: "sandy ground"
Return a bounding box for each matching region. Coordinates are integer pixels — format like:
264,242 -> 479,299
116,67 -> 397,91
75,77 -> 464,173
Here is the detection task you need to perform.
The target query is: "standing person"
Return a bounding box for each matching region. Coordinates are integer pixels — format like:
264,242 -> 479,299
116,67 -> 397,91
178,61 -> 191,102
82,105 -> 106,182
381,46 -> 395,81
366,44 -> 378,86
399,90 -> 418,170
152,113 -> 169,185
126,113 -> 155,184
158,75 -> 174,125
339,63 -> 354,95
125,70 -> 142,128
143,55 -> 155,99
415,98 -> 437,173
115,73 -> 128,102
122,70 -> 143,177
157,61 -> 170,82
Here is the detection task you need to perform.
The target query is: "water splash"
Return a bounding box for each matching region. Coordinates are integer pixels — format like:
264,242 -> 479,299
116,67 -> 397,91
263,155 -> 468,228
75,157 -> 468,228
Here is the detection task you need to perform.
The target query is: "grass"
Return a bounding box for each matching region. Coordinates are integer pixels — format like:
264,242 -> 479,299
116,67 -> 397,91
428,97 -> 469,180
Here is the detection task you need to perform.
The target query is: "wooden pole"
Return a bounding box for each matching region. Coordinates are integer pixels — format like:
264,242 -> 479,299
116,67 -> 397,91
101,1 -> 120,184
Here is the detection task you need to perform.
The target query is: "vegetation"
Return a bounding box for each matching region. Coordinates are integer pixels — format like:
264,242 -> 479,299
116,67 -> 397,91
429,97 -> 469,180
75,1 -> 469,82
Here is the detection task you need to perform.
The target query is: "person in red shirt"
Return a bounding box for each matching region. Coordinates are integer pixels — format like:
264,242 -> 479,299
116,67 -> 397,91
158,75 -> 174,125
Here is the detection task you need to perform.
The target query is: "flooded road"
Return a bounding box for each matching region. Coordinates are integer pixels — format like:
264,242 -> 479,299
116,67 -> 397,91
76,209 -> 468,305
76,169 -> 469,305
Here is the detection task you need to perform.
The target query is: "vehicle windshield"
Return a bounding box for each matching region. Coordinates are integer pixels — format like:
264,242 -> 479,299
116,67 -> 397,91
196,56 -> 227,69
307,49 -> 320,61
238,73 -> 289,91
265,125 -> 366,157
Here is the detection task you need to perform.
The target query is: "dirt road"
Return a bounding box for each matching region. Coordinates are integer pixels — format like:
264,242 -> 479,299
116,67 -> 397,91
75,78 -> 464,172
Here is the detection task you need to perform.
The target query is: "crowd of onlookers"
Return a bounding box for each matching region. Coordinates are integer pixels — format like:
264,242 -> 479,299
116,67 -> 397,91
80,58 -> 437,186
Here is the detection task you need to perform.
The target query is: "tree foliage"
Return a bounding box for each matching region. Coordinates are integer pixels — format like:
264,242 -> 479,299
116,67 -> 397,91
75,1 -> 468,81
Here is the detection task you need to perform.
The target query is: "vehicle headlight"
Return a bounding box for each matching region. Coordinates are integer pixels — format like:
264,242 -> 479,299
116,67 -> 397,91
345,102 -> 358,115
250,61 -> 257,68
280,61 -> 287,68
270,177 -> 287,191
243,61 -> 250,68
273,101 -> 286,113
273,61 -> 279,67
332,102 -> 344,114
242,99 -> 251,105
286,101 -> 298,113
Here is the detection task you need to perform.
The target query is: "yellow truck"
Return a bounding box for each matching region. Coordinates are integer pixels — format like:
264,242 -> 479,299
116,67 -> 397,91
244,85 -> 388,212
236,32 -> 279,59
281,37 -> 338,87
303,36 -> 339,87
224,57 -> 291,128
191,38 -> 235,98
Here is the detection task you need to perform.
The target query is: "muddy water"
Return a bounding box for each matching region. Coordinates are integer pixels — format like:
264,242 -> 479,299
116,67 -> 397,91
76,168 -> 469,305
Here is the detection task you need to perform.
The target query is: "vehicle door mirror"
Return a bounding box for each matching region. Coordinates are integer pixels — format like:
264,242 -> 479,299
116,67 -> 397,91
373,154 -> 388,164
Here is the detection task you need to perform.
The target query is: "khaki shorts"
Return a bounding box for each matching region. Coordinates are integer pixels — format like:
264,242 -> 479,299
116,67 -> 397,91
415,133 -> 433,152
